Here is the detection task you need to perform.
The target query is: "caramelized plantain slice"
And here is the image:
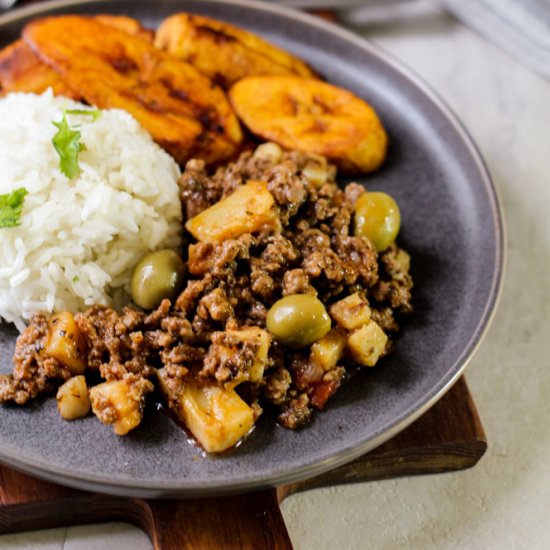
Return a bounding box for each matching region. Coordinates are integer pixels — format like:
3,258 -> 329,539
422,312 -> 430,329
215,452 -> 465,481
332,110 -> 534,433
94,14 -> 154,42
1,16 -> 150,100
0,39 -> 80,99
24,16 -> 243,165
229,75 -> 388,174
155,13 -> 316,89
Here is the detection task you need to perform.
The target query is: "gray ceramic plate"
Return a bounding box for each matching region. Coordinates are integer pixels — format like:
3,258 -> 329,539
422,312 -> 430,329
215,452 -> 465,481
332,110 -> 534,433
0,0 -> 503,498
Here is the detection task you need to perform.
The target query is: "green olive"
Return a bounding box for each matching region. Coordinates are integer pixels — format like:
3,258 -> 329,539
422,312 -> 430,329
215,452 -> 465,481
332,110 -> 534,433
131,249 -> 186,310
353,191 -> 401,252
266,294 -> 331,349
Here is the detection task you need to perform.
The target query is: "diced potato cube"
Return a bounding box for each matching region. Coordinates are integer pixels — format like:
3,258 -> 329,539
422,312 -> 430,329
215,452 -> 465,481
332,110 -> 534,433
157,372 -> 255,453
185,180 -> 280,242
56,375 -> 91,420
330,293 -> 371,330
302,155 -> 330,188
182,383 -> 255,453
347,320 -> 388,367
253,142 -> 283,163
90,378 -> 153,435
393,249 -> 410,274
45,312 -> 86,374
310,329 -> 347,371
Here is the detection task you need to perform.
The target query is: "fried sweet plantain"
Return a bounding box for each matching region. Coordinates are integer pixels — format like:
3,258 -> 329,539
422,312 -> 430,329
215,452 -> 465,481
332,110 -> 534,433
155,13 -> 316,89
24,16 -> 243,165
0,39 -> 80,99
0,16 -> 151,99
229,75 -> 387,174
94,14 -> 154,42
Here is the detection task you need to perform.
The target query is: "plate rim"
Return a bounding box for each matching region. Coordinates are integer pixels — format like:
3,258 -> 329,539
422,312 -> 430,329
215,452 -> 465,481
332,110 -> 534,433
0,0 -> 505,497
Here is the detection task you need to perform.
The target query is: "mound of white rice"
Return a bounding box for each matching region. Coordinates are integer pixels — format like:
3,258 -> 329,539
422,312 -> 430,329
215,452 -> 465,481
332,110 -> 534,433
0,91 -> 182,332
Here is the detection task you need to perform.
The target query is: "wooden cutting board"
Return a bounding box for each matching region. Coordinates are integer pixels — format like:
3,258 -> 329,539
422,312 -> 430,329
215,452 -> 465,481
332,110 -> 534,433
0,377 -> 486,549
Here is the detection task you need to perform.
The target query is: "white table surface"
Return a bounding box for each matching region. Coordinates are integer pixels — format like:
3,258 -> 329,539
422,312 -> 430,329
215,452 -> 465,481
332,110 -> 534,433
2,4 -> 550,549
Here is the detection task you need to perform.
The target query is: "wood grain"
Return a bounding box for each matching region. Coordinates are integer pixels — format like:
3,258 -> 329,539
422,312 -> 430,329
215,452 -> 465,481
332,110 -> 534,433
0,377 -> 486,549
0,469 -> 292,549
146,492 -> 292,549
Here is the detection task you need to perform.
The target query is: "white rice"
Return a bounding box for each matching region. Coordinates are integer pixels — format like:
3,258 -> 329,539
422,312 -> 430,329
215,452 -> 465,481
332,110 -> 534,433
0,91 -> 182,332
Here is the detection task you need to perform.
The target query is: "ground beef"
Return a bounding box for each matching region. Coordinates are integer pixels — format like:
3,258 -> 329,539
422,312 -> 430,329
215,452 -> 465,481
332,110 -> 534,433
3,146 -> 413,442
200,330 -> 262,384
333,234 -> 379,287
261,234 -> 299,270
262,367 -> 292,405
158,313 -> 194,341
188,235 -> 253,277
282,269 -> 316,296
198,289 -> 234,323
302,249 -> 347,283
266,163 -> 308,223
160,343 -> 204,369
371,245 -> 413,314
246,301 -> 269,325
370,307 -> 399,333
76,306 -> 158,381
250,266 -> 276,300
278,393 -> 312,429
174,275 -> 216,317
0,313 -> 69,404
179,159 -> 224,219
344,182 -> 366,208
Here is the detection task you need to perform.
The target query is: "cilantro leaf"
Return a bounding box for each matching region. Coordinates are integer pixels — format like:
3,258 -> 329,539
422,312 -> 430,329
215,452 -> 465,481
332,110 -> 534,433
0,188 -> 28,228
52,113 -> 86,179
65,109 -> 101,121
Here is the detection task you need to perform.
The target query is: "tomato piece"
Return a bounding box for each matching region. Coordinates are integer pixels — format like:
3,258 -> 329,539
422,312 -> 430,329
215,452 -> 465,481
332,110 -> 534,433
310,380 -> 338,410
